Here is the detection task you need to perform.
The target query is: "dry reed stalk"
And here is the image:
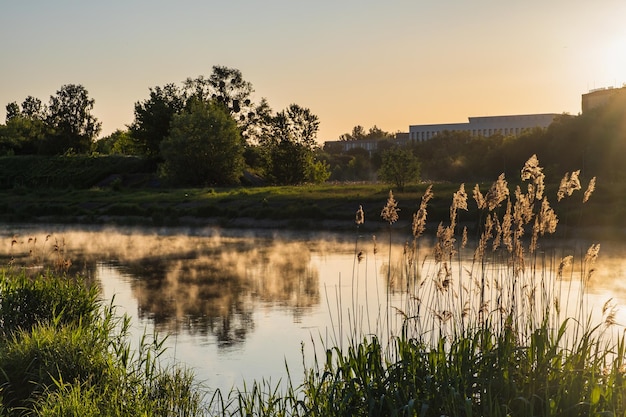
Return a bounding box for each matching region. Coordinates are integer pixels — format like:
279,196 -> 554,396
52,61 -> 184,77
583,176 -> 596,203
355,205 -> 364,226
450,184 -> 468,228
412,185 -> 433,239
557,170 -> 582,201
381,190 -> 399,225
484,173 -> 510,211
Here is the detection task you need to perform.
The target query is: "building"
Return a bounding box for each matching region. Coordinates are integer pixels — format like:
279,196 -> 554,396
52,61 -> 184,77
408,113 -> 559,142
581,85 -> 626,113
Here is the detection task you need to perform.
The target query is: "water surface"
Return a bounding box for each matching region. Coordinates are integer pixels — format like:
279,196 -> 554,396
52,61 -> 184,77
2,224 -> 626,395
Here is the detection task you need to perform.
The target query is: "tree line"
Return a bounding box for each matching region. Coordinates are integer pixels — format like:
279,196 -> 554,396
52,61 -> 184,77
3,67 -> 625,189
321,92 -> 626,187
0,66 -> 329,186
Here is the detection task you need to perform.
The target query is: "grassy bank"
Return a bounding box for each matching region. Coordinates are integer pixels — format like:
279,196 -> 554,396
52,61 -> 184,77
0,268 -> 203,416
1,155 -> 625,416
0,178 -> 624,236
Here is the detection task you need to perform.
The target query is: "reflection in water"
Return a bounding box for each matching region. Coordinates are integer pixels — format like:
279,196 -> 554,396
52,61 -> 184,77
4,225 -> 626,392
1,226 -> 320,349
122,240 -> 319,348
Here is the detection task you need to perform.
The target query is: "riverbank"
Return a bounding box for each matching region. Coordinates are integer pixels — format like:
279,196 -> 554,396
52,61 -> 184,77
0,180 -> 622,235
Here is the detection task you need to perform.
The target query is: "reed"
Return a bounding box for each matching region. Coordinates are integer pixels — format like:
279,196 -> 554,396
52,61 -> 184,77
1,154 -> 620,416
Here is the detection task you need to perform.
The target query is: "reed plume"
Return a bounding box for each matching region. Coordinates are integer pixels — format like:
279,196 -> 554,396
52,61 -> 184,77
484,174 -> 509,211
355,205 -> 364,226
381,190 -> 399,225
557,170 -> 582,201
473,184 -> 485,210
412,185 -> 433,239
583,176 -> 596,203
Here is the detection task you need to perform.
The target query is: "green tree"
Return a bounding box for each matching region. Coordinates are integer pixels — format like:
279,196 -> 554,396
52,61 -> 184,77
21,96 -> 47,120
92,129 -> 138,155
378,146 -> 420,191
43,84 -> 101,154
3,99 -> 49,154
184,66 -> 257,142
160,100 -> 244,186
5,102 -> 20,122
129,83 -> 185,157
262,104 -> 326,184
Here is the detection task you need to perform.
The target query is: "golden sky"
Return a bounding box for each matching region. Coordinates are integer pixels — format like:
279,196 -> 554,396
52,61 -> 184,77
1,0 -> 625,142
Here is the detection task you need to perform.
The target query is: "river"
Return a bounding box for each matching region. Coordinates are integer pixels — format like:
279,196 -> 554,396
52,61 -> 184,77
2,224 -> 625,396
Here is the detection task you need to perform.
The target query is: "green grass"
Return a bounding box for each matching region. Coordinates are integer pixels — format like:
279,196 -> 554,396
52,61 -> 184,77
1,180 -> 621,233
0,155 -> 625,416
0,269 -> 205,416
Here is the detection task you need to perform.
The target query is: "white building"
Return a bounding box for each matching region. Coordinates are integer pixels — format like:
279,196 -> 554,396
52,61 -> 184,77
408,113 -> 559,142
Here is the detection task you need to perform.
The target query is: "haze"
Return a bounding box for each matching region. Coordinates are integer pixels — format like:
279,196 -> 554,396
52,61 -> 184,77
1,0 -> 625,142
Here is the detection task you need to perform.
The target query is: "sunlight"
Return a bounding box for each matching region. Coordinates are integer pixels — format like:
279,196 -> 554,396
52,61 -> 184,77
603,34 -> 626,86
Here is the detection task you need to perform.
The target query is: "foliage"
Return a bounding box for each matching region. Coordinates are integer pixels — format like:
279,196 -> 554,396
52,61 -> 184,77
0,271 -> 100,338
0,155 -> 155,189
377,146 -> 420,191
92,129 -> 139,155
261,103 -> 325,185
0,115 -> 47,155
160,99 -> 244,186
183,66 -> 257,142
338,125 -> 394,141
0,269 -> 205,416
2,86 -> 100,156
129,83 -> 186,157
42,84 -> 102,154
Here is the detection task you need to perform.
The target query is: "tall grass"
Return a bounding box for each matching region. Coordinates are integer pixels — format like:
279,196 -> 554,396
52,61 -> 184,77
0,269 -> 205,416
220,155 -> 620,416
0,154 -> 620,416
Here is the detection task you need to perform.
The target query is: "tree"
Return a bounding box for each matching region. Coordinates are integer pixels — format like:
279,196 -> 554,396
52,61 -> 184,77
21,96 -> 46,120
160,100 -> 244,186
184,66 -> 256,142
92,129 -> 138,155
43,84 -> 101,154
5,102 -> 20,122
378,146 -> 420,191
261,104 -> 327,184
129,83 -> 185,157
338,125 -> 393,141
0,116 -> 47,155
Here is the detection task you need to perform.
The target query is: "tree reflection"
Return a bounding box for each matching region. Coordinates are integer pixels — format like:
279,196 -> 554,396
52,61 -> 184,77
1,228 -> 320,349
123,240 -> 320,347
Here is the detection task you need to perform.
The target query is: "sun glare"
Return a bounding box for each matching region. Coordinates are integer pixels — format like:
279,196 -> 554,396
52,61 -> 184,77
603,34 -> 626,87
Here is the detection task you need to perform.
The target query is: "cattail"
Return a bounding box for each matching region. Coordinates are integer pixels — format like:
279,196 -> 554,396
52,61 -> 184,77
583,176 -> 596,203
355,205 -> 364,225
381,190 -> 399,225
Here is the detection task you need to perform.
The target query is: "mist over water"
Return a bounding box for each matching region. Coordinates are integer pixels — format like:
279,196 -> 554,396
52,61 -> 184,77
2,224 -> 626,394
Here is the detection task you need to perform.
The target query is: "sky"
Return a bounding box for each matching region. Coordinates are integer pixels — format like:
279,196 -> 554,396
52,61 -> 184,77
1,0 -> 625,143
